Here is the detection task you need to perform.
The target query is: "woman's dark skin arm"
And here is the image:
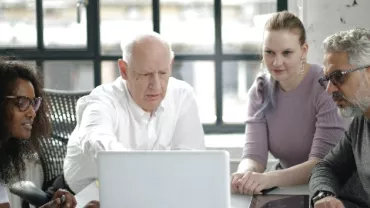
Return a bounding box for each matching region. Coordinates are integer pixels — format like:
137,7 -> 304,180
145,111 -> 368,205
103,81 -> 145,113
0,203 -> 10,208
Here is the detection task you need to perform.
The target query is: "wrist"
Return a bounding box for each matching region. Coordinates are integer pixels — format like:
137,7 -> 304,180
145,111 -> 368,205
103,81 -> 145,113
263,171 -> 280,187
311,191 -> 336,206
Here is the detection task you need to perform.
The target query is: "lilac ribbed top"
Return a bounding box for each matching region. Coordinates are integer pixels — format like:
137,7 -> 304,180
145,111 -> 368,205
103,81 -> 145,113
243,64 -> 346,169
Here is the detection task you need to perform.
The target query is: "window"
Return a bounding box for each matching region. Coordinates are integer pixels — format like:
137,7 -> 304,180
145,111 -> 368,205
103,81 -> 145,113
0,0 -> 37,47
43,0 -> 87,48
100,0 -> 152,55
0,0 -> 287,134
161,1 -> 214,54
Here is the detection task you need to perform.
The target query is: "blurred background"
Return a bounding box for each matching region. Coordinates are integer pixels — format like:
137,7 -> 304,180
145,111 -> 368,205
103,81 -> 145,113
0,0 -> 286,133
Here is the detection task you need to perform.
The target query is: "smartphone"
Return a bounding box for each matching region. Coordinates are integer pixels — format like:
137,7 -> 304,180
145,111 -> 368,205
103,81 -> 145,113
249,194 -> 309,208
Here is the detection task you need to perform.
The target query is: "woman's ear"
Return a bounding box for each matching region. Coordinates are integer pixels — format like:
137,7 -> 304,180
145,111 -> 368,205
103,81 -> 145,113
301,43 -> 309,59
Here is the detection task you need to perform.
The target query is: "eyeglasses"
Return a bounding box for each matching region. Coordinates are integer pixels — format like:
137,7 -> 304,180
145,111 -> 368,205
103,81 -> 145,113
5,96 -> 42,112
318,65 -> 370,89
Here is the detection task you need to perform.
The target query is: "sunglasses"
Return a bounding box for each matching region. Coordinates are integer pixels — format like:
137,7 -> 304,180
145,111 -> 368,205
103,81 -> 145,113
318,65 -> 370,89
6,96 -> 42,112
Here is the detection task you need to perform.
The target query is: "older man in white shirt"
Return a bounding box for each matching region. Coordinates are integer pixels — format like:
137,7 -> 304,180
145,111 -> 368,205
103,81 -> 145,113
63,31 -> 205,194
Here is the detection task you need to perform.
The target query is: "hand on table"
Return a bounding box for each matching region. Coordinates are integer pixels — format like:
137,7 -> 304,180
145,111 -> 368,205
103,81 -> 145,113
314,196 -> 344,208
40,189 -> 76,208
83,200 -> 100,208
231,171 -> 275,195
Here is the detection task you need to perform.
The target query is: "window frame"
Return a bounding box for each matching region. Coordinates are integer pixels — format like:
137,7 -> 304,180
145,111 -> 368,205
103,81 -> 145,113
0,0 -> 287,134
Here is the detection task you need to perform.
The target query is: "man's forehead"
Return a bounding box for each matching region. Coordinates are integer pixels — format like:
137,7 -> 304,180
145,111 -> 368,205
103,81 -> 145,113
130,55 -> 171,71
134,67 -> 170,73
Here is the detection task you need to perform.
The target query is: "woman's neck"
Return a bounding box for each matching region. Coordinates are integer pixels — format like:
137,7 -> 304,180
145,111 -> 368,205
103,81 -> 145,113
279,63 -> 310,92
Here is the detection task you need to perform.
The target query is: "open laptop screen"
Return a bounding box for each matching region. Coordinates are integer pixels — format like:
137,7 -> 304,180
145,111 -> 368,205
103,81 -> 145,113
249,194 -> 309,208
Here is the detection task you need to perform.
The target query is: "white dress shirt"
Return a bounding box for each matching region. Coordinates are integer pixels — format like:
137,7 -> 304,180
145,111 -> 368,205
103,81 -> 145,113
0,184 -> 9,204
64,77 -> 205,193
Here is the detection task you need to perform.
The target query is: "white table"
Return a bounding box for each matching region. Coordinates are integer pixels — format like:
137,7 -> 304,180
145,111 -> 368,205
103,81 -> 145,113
75,182 -> 309,208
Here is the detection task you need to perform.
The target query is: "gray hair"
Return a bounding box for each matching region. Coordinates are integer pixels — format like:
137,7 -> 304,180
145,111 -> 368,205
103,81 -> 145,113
120,31 -> 175,66
323,28 -> 370,66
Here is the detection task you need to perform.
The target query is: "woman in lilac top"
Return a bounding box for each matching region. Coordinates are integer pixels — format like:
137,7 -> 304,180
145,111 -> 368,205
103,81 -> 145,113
231,11 -> 346,195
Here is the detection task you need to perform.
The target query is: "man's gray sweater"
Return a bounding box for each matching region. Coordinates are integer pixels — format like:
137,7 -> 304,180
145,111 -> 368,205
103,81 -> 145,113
309,115 -> 370,207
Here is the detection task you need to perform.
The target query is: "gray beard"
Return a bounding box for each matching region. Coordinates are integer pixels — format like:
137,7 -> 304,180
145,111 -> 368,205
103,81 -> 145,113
338,79 -> 370,118
338,106 -> 364,118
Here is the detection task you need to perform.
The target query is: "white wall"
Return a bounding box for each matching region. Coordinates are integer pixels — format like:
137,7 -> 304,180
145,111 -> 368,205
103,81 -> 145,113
290,0 -> 370,64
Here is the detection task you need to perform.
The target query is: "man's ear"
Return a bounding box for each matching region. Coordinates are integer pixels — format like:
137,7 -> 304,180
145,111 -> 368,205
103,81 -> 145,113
169,58 -> 174,77
118,59 -> 128,80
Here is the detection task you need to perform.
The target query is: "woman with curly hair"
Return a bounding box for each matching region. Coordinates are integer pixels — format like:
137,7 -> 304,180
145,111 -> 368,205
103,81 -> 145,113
0,60 -> 99,208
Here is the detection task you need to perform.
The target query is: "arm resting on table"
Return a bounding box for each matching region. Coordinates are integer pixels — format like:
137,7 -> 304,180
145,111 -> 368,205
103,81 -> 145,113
309,132 -> 356,196
9,181 -> 49,207
264,158 -> 320,187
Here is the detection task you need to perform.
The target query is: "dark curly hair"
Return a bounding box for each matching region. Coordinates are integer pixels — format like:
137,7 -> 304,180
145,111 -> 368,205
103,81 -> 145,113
0,59 -> 51,185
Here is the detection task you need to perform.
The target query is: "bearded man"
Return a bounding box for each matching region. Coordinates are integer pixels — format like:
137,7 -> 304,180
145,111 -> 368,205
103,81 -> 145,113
309,28 -> 370,208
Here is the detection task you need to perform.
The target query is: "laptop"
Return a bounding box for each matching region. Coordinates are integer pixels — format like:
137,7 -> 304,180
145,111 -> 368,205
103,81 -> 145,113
97,150 -> 230,208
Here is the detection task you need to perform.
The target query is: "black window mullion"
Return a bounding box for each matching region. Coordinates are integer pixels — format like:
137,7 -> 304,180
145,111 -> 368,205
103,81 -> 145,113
36,60 -> 44,80
214,0 -> 223,125
0,52 -> 93,60
87,0 -> 101,87
277,0 -> 288,11
152,0 -> 160,33
36,0 -> 44,51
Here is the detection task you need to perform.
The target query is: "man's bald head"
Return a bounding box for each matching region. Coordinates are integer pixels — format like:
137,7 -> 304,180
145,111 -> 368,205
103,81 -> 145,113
121,31 -> 174,67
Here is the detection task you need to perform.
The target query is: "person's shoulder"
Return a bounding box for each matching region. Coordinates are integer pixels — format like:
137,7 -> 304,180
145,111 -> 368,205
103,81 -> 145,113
309,64 -> 325,80
168,77 -> 193,91
167,77 -> 194,97
346,115 -> 369,143
164,78 -> 197,110
247,72 -> 269,98
90,77 -> 125,97
77,78 -> 128,110
349,115 -> 368,132
306,64 -> 327,97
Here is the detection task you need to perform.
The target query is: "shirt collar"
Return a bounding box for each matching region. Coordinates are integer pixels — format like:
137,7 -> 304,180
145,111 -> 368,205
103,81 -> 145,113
120,78 -> 165,119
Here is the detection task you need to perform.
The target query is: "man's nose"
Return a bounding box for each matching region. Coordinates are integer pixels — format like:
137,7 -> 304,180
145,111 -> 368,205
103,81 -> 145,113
326,80 -> 339,94
149,73 -> 161,90
25,106 -> 37,119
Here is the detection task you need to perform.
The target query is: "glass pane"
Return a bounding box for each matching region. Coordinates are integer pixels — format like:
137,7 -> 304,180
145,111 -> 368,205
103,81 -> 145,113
222,61 -> 260,123
100,0 -> 152,55
101,60 -> 216,124
43,1 -> 87,48
0,1 -> 37,47
174,61 -> 215,123
44,61 -> 94,91
222,0 -> 277,54
161,1 -> 214,54
101,61 -> 120,84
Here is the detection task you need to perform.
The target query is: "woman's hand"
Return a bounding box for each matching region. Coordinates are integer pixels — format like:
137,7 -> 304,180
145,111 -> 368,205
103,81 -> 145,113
40,189 -> 77,208
231,171 -> 275,195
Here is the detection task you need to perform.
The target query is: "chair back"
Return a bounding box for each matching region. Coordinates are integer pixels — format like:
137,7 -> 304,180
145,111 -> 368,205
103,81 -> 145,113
39,89 -> 90,190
